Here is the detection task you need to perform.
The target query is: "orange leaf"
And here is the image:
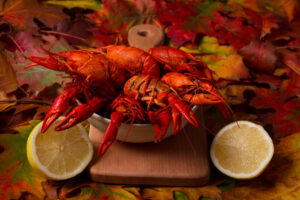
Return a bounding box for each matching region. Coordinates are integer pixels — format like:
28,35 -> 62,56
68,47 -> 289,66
143,186 -> 222,200
1,0 -> 67,30
257,0 -> 299,22
261,13 -> 279,39
0,51 -> 18,94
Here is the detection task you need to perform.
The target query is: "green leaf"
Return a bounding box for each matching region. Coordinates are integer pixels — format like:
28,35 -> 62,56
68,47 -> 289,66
217,178 -> 236,192
45,0 -> 101,10
174,191 -> 189,200
0,120 -> 46,199
199,36 -> 236,55
188,0 -> 221,32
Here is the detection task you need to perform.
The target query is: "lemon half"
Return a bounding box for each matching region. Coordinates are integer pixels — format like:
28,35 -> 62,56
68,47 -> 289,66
27,119 -> 93,180
210,121 -> 274,179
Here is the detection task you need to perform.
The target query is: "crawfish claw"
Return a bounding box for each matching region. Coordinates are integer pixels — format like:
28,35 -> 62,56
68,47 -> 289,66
149,110 -> 172,143
55,96 -> 105,131
98,141 -> 114,156
42,113 -> 60,133
168,94 -> 198,127
97,112 -> 124,156
41,89 -> 78,133
55,113 -> 81,131
27,55 -> 63,71
55,104 -> 95,131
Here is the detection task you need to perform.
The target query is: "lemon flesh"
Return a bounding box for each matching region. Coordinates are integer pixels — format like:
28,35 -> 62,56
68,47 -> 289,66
27,119 -> 93,180
210,121 -> 274,179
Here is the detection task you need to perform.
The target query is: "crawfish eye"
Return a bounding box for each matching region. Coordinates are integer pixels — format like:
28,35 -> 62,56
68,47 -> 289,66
183,58 -> 189,63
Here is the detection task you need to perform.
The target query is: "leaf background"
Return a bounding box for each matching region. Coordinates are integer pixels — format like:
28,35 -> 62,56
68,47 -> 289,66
0,0 -> 300,199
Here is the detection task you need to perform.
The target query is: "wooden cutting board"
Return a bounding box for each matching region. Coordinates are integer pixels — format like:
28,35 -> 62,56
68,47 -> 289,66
88,109 -> 210,186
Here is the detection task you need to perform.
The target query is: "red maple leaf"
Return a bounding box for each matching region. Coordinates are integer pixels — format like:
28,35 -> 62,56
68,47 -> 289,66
250,88 -> 300,138
155,0 -> 219,47
90,0 -> 155,46
211,12 -> 260,50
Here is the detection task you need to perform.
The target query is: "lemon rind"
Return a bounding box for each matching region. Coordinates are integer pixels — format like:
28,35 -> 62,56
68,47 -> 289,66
27,119 -> 93,180
210,121 -> 274,179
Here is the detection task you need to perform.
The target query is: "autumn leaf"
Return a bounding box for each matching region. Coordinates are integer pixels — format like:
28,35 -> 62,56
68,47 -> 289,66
250,88 -> 300,138
210,11 -> 260,50
281,52 -> 300,75
0,51 -> 18,94
156,0 -> 220,47
257,0 -> 299,22
0,103 -> 50,135
197,36 -> 250,80
0,118 -> 144,200
239,40 -> 277,73
226,0 -> 260,12
254,72 -> 283,90
143,185 -> 222,200
279,68 -> 300,98
198,36 -> 236,55
222,131 -> 300,200
90,0 -> 155,46
0,120 -> 46,199
260,13 -> 279,39
5,34 -> 71,93
1,0 -> 67,30
10,52 -> 67,93
54,18 -> 93,46
218,83 -> 258,105
58,179 -> 143,200
0,91 -> 16,112
45,0 -> 101,10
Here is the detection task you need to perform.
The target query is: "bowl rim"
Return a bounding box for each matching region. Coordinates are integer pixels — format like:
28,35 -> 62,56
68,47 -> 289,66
90,105 -> 199,127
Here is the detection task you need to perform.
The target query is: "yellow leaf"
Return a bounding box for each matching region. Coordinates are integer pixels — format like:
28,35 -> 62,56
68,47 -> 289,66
143,185 -> 222,200
45,0 -> 101,10
199,36 -> 236,56
197,36 -> 250,81
218,84 -> 258,105
202,54 -> 250,81
0,91 -> 16,111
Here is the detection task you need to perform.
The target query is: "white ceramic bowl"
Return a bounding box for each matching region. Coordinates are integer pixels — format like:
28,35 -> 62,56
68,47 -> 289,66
88,106 -> 199,143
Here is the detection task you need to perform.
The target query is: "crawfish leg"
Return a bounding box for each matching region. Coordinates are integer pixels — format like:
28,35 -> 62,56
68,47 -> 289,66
98,112 -> 124,156
42,88 -> 78,132
55,97 -> 105,131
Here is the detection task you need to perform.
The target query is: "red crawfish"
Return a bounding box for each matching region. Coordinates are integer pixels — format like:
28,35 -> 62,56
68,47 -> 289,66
95,45 -> 160,78
161,72 -> 233,118
26,50 -> 127,132
123,74 -> 199,142
97,95 -> 147,156
148,46 -> 213,81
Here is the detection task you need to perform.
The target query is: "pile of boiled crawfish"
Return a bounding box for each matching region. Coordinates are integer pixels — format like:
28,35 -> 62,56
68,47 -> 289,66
26,45 -> 232,156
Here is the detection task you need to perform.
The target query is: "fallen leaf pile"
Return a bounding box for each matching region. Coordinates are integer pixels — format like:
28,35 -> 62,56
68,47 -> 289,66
0,0 -> 300,199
